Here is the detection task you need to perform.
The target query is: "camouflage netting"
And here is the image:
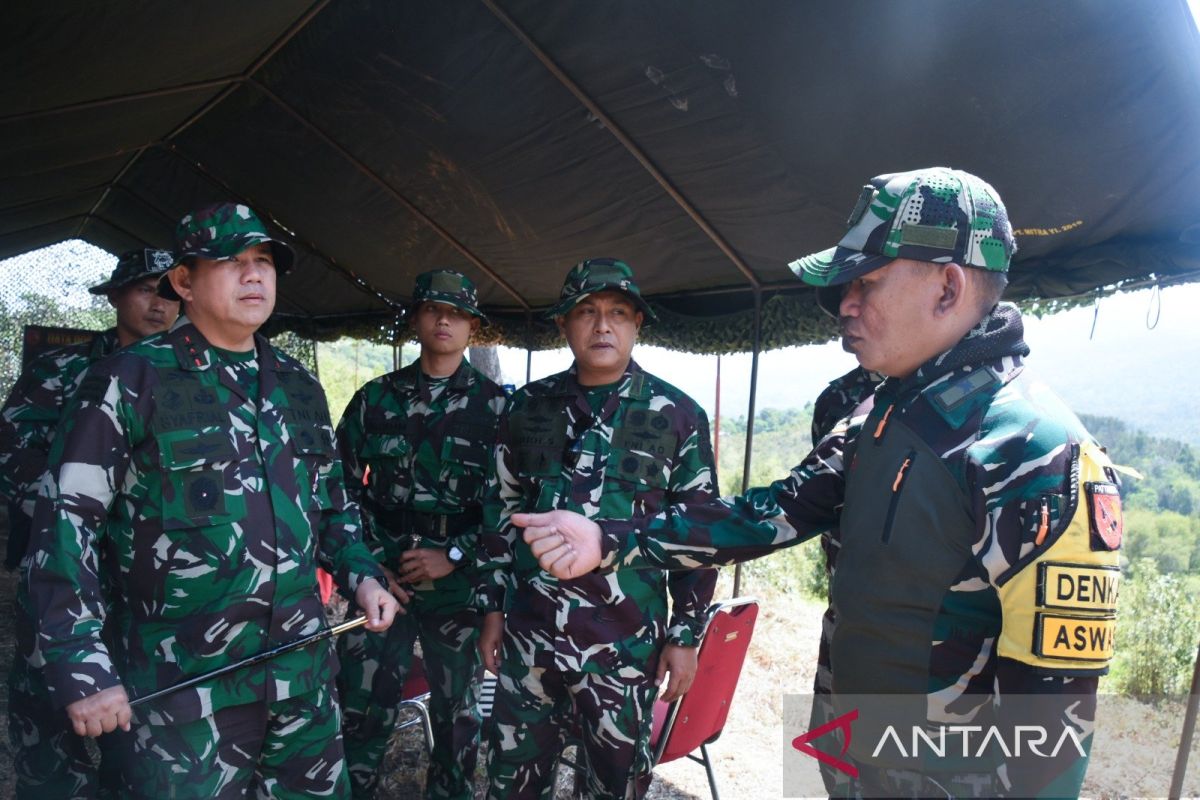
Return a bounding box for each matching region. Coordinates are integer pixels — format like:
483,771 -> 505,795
2,239 -> 1190,405
0,242 -> 316,402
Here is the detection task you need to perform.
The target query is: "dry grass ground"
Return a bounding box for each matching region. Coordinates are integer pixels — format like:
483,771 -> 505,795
1,542 -> 1197,798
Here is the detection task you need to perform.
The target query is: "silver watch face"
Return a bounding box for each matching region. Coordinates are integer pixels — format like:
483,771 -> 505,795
448,545 -> 464,563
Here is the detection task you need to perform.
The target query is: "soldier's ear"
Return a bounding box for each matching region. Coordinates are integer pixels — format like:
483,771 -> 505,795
934,263 -> 967,318
469,317 -> 481,335
167,265 -> 193,304
555,315 -> 566,336
633,310 -> 644,332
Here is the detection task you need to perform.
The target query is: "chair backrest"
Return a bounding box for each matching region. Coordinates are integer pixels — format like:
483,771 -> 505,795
401,653 -> 431,699
652,597 -> 759,765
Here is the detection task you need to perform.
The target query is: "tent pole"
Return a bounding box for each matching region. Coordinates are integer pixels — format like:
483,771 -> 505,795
733,290 -> 763,598
311,339 -> 320,381
525,310 -> 534,385
713,355 -> 721,468
1169,641 -> 1200,798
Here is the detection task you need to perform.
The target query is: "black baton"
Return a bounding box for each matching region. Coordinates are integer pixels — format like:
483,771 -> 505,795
130,615 -> 371,708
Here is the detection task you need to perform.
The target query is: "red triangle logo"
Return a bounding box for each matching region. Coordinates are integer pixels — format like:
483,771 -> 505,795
791,707 -> 859,778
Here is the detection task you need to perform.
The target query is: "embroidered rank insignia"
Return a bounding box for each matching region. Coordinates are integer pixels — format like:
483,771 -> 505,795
1086,481 -> 1123,551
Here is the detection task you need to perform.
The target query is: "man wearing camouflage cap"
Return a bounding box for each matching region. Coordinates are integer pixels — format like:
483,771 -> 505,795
519,169 -> 1122,797
24,202 -> 400,798
476,258 -> 718,799
1,248 -> 179,799
335,269 -> 506,799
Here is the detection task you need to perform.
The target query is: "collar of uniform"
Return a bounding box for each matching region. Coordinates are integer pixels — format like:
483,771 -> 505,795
557,359 -> 650,401
165,316 -> 283,373
400,358 -> 475,401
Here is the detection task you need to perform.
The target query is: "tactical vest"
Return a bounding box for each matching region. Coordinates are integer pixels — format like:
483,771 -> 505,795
832,372 -> 1121,700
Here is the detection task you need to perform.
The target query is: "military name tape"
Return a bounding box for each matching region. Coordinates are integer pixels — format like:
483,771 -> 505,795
1034,613 -> 1116,662
1037,562 -> 1120,613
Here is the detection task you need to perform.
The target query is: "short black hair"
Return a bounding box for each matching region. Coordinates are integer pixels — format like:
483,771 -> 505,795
969,267 -> 1009,314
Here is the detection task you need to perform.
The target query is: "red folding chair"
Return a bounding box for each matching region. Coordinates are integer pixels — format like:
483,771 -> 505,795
649,596 -> 759,800
396,652 -> 434,752
555,597 -> 759,799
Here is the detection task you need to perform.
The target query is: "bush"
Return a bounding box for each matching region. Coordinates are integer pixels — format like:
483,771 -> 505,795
1110,558 -> 1200,696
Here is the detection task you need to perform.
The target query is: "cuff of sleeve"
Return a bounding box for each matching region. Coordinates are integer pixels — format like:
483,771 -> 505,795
44,653 -> 120,710
478,585 -> 505,615
666,621 -> 703,647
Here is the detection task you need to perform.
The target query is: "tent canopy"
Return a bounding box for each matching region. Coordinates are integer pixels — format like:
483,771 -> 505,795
4,1 -> 1200,351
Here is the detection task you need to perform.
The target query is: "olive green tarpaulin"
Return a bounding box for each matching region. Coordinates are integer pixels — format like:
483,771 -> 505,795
3,1 -> 1200,351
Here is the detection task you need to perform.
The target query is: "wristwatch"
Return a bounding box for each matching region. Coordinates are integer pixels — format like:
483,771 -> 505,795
447,544 -> 466,568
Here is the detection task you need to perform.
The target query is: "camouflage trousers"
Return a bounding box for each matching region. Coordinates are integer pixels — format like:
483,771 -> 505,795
336,604 -> 483,800
124,683 -> 348,799
485,654 -> 657,800
6,655 -> 130,799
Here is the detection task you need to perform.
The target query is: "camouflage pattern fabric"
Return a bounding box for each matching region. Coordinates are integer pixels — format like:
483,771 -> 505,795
0,329 -> 124,798
477,360 -> 718,799
544,258 -> 658,323
807,366 -> 881,798
598,305 -> 1103,798
336,359 -> 504,799
338,608 -> 484,799
123,683 -> 347,799
0,329 -> 120,517
489,657 -> 657,799
23,316 -> 383,786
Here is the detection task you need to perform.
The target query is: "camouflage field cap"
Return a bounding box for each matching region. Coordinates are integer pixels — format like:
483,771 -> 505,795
410,269 -> 488,323
545,258 -> 658,324
789,167 -> 1016,315
89,248 -> 176,294
159,202 -> 295,300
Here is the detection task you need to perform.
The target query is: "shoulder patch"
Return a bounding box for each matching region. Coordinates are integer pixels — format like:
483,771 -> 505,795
1086,481 -> 1123,551
927,368 -> 999,428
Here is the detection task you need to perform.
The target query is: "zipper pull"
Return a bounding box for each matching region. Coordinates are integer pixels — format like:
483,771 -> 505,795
892,456 -> 912,492
873,404 -> 894,444
1034,495 -> 1050,546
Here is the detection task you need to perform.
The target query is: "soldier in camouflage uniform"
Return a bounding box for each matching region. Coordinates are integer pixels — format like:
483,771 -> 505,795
477,259 -> 718,800
521,169 -> 1124,798
335,269 -> 505,799
24,202 -> 400,799
1,248 -> 179,800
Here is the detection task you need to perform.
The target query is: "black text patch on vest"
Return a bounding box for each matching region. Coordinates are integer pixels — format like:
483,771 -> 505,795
1034,612 -> 1116,662
1036,562 -> 1120,613
1086,481 -> 1123,551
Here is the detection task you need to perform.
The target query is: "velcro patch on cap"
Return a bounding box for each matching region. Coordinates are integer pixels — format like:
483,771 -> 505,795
1086,481 -> 1123,550
430,272 -> 462,293
1034,612 -> 1116,662
900,223 -> 959,250
587,264 -> 626,284
1036,562 -> 1120,613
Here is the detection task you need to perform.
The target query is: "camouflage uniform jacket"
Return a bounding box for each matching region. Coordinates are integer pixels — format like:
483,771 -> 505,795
477,360 -> 718,677
599,306 -> 1108,790
337,359 -> 506,613
25,317 -> 383,723
0,329 -> 120,515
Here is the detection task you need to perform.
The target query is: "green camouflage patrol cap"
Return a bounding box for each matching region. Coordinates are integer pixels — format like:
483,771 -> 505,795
410,269 -> 488,323
545,258 -> 658,324
789,167 -> 1016,316
159,202 -> 295,300
89,248 -> 176,294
